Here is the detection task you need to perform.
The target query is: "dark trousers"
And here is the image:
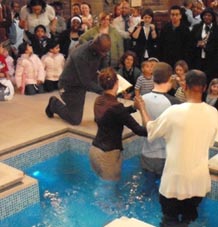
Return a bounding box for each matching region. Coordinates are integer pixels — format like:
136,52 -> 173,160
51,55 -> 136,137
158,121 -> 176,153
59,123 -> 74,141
25,84 -> 44,95
51,87 -> 86,125
197,58 -> 218,86
44,80 -> 59,92
159,194 -> 202,227
124,38 -> 133,52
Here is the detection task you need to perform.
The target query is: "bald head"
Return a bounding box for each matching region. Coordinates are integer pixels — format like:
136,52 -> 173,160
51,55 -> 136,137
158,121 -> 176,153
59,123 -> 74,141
92,33 -> 111,57
185,70 -> 207,89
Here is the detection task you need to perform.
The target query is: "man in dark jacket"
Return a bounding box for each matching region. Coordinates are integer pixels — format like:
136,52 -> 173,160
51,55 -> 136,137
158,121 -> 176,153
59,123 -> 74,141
158,5 -> 191,67
45,33 -> 111,125
190,7 -> 218,85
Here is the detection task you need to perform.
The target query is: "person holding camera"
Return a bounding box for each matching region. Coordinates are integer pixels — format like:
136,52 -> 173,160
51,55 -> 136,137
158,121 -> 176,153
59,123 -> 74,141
131,8 -> 159,66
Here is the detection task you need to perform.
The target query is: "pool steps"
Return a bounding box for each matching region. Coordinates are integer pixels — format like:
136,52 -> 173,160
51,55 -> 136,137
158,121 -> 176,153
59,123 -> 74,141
0,162 -> 24,191
0,162 -> 39,220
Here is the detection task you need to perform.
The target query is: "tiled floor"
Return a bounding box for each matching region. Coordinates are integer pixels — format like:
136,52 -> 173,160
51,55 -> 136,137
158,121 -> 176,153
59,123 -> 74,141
1,91 -> 218,158
0,91 -> 141,156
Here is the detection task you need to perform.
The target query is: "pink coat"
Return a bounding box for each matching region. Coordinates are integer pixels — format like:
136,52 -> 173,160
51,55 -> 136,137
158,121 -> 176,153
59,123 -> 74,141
41,52 -> 65,81
15,53 -> 45,89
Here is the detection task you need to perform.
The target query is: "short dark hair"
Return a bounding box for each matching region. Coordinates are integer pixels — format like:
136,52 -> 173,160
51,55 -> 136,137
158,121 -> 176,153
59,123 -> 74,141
50,1 -> 63,9
200,7 -> 216,23
11,1 -> 20,8
141,8 -> 154,19
72,3 -> 81,7
27,0 -> 47,14
18,42 -> 29,55
120,50 -> 138,67
185,70 -> 207,88
98,67 -> 117,90
169,5 -> 182,14
34,24 -> 46,33
47,40 -> 59,50
153,62 -> 173,84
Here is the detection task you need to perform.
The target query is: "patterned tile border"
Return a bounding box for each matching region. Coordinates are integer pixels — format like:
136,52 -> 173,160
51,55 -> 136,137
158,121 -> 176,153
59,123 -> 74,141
0,133 -> 141,171
0,178 -> 39,220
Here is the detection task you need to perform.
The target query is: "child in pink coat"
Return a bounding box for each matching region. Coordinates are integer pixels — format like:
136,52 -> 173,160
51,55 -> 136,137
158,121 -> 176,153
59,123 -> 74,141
41,40 -> 65,92
15,42 -> 45,95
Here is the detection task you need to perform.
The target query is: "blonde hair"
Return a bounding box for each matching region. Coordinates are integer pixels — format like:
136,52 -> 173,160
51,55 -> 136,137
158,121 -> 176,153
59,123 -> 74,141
207,78 -> 218,94
99,12 -> 111,23
141,60 -> 150,70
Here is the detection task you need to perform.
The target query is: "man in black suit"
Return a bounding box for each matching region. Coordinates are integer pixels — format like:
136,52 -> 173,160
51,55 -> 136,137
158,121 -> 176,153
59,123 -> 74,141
190,7 -> 218,85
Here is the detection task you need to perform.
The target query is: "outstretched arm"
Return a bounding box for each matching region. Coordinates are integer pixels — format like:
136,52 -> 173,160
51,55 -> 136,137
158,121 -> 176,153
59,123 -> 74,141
134,95 -> 151,127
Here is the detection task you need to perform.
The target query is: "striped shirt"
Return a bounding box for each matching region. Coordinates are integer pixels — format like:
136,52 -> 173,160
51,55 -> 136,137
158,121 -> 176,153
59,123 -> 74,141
135,75 -> 154,95
175,87 -> 186,103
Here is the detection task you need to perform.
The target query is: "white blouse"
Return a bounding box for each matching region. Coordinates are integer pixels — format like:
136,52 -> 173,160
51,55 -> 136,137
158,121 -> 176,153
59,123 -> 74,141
20,4 -> 55,35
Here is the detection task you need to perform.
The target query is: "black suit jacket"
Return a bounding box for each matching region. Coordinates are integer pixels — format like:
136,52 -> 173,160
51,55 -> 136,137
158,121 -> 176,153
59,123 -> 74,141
190,22 -> 218,81
131,25 -> 159,65
158,22 -> 191,67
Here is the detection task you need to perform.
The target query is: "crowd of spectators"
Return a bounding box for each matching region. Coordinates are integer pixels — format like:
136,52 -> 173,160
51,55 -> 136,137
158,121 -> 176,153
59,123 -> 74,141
1,0 -> 218,105
1,1 -> 218,226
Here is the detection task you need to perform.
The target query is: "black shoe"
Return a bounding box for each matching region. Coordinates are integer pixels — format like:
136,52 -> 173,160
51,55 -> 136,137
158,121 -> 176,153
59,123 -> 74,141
45,96 -> 56,118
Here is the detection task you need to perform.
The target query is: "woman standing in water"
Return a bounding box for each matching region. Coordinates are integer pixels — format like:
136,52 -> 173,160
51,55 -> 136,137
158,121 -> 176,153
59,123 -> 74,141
89,67 -> 147,181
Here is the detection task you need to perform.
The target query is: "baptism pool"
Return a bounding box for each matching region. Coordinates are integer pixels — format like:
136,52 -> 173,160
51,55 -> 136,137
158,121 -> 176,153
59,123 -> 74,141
1,147 -> 218,227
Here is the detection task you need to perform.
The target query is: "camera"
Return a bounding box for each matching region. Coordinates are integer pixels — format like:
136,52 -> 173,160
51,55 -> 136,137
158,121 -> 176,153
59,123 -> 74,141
140,21 -> 144,26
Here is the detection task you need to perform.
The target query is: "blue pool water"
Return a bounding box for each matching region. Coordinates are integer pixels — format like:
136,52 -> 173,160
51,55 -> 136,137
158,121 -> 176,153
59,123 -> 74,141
1,150 -> 218,227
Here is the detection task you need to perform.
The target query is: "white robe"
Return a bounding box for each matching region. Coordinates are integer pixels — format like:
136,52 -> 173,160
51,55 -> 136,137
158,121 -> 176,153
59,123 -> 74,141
147,102 -> 218,200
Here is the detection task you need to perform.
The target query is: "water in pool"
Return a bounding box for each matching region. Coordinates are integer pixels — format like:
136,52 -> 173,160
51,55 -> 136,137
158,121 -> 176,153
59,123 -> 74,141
1,150 -> 218,227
